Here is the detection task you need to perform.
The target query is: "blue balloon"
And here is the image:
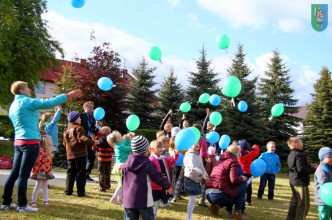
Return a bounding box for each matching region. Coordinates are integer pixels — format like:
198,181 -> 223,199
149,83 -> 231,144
93,107 -> 105,121
250,159 -> 267,178
206,131 -> 220,145
71,0 -> 85,8
238,101 -> 248,112
175,128 -> 196,151
219,134 -> 231,150
98,77 -> 113,91
209,94 -> 221,106
175,153 -> 184,166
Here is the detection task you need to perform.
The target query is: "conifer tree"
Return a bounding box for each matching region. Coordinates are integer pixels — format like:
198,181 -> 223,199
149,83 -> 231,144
303,67 -> 332,162
257,50 -> 299,161
127,57 -> 158,128
221,44 -> 265,146
186,45 -> 220,123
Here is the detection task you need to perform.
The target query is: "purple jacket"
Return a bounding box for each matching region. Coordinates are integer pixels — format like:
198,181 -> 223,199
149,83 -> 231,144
122,153 -> 171,209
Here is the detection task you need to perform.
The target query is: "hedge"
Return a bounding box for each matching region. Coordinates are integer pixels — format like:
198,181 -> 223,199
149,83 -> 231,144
0,115 -> 14,139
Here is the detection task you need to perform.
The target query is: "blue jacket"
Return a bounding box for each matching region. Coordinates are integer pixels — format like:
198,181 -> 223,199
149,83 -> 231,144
314,163 -> 332,205
9,94 -> 67,141
44,108 -> 62,146
259,151 -> 281,174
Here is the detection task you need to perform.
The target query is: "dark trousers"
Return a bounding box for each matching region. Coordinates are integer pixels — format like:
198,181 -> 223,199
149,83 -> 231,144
98,161 -> 111,190
124,207 -> 155,220
244,173 -> 252,203
86,146 -> 96,176
257,173 -> 276,199
2,144 -> 39,207
286,184 -> 310,220
66,157 -> 86,196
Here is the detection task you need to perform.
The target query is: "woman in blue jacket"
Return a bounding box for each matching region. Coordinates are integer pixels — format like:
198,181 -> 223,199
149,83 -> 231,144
0,81 -> 81,213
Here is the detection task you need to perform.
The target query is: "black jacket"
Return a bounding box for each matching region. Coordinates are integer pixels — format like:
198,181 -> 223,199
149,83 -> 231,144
287,149 -> 315,186
79,112 -> 98,137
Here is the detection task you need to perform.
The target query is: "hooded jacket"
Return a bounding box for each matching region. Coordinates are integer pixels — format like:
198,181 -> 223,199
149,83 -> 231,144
205,151 -> 243,199
122,153 -> 171,209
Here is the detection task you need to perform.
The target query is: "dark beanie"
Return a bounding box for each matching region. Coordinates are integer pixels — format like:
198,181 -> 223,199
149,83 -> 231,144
67,111 -> 80,123
131,136 -> 149,154
238,139 -> 251,151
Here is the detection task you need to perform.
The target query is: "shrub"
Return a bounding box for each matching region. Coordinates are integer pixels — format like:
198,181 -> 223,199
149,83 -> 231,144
0,115 -> 14,139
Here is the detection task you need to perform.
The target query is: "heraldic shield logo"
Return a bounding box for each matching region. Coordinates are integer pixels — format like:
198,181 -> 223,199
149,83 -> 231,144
311,4 -> 328,31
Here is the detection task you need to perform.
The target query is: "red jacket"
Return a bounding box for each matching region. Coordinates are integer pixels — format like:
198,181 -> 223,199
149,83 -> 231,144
238,144 -> 260,174
149,152 -> 179,190
205,151 -> 243,199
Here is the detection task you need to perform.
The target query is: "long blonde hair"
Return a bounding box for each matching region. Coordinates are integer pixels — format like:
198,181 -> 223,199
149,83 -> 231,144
41,135 -> 53,158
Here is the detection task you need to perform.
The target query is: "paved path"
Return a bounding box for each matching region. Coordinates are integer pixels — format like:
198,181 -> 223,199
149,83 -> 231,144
0,169 -> 99,186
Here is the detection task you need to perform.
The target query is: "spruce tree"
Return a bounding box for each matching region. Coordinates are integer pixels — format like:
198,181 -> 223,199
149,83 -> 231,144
158,68 -> 184,115
186,45 -> 220,123
221,44 -> 265,146
257,50 -> 299,162
303,67 -> 332,162
127,57 -> 158,129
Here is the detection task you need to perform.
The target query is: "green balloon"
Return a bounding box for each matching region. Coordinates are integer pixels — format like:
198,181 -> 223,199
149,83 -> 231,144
180,102 -> 191,113
126,114 -> 140,131
222,76 -> 242,98
149,46 -> 162,61
319,182 -> 332,207
189,127 -> 200,144
271,104 -> 284,117
209,111 -> 222,126
216,34 -> 230,49
198,93 -> 210,104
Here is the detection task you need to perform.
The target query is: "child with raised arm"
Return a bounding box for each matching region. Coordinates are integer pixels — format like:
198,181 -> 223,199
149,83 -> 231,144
92,126 -> 113,192
286,137 -> 317,220
30,135 -> 55,207
314,147 -> 332,220
108,131 -> 133,204
122,136 -> 173,220
257,141 -> 281,200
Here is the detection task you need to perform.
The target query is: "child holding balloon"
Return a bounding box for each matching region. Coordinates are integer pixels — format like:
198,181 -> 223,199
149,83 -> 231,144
108,131 -> 133,204
314,147 -> 332,220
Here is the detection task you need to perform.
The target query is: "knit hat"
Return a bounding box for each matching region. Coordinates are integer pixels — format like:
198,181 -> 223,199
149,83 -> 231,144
318,147 -> 332,161
238,139 -> 251,151
67,111 -> 80,123
171,127 -> 181,137
208,146 -> 216,156
131,136 -> 149,154
227,144 -> 240,157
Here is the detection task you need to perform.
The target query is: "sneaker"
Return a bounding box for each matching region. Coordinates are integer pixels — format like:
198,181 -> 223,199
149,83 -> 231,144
0,203 -> 17,211
31,203 -> 37,208
245,202 -> 251,206
208,204 -> 219,216
17,205 -> 38,212
233,211 -> 246,220
160,203 -> 172,207
170,198 -> 177,203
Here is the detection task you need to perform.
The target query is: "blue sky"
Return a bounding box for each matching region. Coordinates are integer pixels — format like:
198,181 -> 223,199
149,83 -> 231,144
45,0 -> 332,105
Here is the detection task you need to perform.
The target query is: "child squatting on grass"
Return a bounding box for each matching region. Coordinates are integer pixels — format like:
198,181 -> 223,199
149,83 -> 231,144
314,147 -> 332,220
122,136 -> 173,220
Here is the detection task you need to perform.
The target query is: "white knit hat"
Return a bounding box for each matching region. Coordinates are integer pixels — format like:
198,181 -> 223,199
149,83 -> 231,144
131,136 -> 149,154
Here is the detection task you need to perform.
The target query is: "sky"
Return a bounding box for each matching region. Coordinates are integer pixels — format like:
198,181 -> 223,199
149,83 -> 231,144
45,0 -> 332,105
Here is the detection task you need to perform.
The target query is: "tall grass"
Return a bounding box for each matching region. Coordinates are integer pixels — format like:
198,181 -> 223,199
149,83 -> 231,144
0,174 -> 319,219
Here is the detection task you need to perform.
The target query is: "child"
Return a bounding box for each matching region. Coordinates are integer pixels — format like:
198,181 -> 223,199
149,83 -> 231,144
159,109 -> 173,137
183,143 -> 209,220
205,146 -> 219,176
39,106 -> 62,154
30,135 -> 55,207
149,140 -> 178,213
92,126 -> 113,192
63,111 -> 99,197
109,130 -> 133,204
238,139 -> 260,208
314,147 -> 332,220
257,141 -> 281,200
122,136 -> 173,220
286,137 -> 317,220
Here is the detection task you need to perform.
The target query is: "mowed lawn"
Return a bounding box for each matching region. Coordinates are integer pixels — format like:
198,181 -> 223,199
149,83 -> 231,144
0,173 -> 319,220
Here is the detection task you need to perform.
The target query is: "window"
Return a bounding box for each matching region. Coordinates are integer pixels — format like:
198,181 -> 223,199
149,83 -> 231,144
35,82 -> 45,94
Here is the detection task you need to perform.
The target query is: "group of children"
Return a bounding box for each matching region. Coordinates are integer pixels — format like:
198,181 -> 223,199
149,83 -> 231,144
27,107 -> 331,220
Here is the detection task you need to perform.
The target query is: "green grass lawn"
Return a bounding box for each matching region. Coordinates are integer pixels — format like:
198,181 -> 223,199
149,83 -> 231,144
0,174 -> 319,219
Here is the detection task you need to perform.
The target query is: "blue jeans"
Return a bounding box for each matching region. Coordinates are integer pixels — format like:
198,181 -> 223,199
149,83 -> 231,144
207,182 -> 246,211
257,173 -> 276,199
124,207 -> 155,220
2,144 -> 40,206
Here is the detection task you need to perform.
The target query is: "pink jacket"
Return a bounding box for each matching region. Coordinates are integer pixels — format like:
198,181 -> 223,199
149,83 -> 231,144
198,137 -> 208,161
149,153 -> 179,190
